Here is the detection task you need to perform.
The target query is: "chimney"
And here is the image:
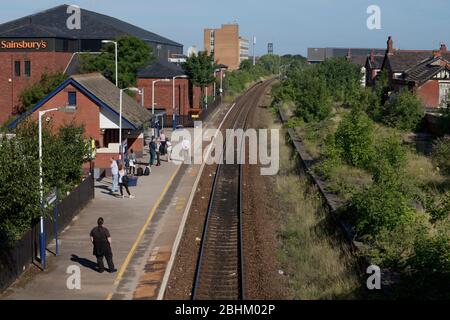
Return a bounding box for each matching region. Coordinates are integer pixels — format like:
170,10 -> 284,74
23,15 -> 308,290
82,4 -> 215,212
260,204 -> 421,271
370,50 -> 375,63
387,36 -> 394,54
440,43 -> 448,52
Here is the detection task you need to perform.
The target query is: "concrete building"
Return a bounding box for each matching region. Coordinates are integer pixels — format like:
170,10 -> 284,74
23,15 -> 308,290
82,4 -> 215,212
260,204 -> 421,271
204,23 -> 247,70
0,4 -> 182,125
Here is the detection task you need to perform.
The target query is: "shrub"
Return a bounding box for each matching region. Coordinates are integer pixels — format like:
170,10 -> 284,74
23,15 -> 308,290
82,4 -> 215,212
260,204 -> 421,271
335,110 -> 375,169
403,234 -> 450,299
431,136 -> 450,175
349,176 -> 416,241
294,72 -> 332,122
382,89 -> 424,131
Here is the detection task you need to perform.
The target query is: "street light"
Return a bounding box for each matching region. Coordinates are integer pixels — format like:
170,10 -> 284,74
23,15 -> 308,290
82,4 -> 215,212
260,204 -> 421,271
119,87 -> 140,159
152,79 -> 171,115
102,40 -> 118,87
38,107 -> 72,268
172,75 -> 188,130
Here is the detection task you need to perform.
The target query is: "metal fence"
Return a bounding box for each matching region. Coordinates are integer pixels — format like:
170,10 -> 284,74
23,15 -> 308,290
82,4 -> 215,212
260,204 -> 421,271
0,175 -> 95,292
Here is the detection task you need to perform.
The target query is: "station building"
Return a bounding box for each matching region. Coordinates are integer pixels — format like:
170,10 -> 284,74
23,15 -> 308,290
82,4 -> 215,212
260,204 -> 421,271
0,4 -> 182,124
7,73 -> 152,172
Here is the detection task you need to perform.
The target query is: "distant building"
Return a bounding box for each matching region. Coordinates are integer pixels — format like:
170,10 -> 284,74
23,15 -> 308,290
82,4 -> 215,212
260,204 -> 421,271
0,4 -> 182,125
307,47 -> 385,64
204,23 -> 247,70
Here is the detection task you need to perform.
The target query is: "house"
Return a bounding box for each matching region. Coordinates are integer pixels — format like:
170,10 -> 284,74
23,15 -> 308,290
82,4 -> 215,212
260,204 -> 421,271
365,51 -> 385,87
7,73 -> 153,172
380,36 -> 450,109
307,47 -> 385,64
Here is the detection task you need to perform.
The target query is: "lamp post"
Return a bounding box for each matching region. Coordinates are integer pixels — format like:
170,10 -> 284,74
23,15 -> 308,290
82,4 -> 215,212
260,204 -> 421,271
102,40 -> 118,87
119,87 -> 140,159
38,107 -> 61,269
152,79 -> 171,115
172,75 -> 188,130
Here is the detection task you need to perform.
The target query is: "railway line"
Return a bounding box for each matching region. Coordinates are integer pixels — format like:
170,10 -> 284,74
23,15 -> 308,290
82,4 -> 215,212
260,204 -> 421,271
192,80 -> 275,300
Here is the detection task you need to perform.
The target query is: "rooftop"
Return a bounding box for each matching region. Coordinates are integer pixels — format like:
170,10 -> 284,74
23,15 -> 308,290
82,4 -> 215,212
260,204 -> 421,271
137,60 -> 186,79
0,4 -> 182,47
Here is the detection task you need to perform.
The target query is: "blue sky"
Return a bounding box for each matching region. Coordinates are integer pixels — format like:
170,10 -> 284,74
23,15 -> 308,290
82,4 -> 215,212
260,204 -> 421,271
1,0 -> 449,56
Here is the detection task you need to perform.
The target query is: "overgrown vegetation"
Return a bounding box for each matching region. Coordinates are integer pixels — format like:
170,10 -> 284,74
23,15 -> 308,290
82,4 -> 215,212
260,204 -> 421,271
18,72 -> 68,114
273,57 -> 449,299
0,121 -> 87,247
79,35 -> 153,89
276,122 -> 363,299
223,54 -> 306,101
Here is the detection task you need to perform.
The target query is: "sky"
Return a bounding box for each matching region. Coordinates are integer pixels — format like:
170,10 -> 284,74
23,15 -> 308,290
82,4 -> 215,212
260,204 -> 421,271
1,0 -> 449,56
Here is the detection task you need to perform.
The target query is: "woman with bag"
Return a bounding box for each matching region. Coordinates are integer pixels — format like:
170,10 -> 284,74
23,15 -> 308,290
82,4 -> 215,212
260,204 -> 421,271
118,164 -> 135,199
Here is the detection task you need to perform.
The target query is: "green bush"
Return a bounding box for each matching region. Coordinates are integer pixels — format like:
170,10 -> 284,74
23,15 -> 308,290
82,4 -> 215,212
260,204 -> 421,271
349,176 -> 416,240
294,71 -> 332,122
0,121 -> 87,247
403,234 -> 450,299
335,110 -> 375,169
382,89 -> 424,131
19,72 -> 67,114
431,136 -> 450,175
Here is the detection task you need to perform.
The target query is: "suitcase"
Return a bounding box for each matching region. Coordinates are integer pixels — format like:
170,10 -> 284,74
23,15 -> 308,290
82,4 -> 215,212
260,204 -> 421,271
136,167 -> 144,176
144,166 -> 151,176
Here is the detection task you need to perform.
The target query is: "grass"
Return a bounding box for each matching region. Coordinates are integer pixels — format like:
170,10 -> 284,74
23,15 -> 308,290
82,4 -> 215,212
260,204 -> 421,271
275,129 -> 363,299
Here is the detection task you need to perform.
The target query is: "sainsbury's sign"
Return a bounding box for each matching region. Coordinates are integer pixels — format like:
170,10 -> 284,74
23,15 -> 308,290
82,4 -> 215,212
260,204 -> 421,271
1,40 -> 48,50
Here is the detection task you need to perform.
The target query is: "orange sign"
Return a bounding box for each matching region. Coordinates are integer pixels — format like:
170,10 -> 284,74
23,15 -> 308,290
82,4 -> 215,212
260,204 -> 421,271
1,40 -> 47,50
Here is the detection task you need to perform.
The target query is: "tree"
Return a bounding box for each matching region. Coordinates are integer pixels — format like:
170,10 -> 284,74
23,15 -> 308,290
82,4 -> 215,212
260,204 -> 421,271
382,89 -> 424,131
19,73 -> 67,114
432,136 -> 450,175
182,51 -> 217,107
79,35 -> 153,88
334,109 -> 375,169
294,69 -> 332,122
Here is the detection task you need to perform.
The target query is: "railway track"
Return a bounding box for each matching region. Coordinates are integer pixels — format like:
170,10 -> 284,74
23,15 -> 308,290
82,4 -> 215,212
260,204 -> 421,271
192,80 -> 275,300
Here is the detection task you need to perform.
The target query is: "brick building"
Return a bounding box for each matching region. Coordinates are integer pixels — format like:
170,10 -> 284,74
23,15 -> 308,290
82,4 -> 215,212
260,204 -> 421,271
204,23 -> 248,71
380,36 -> 450,109
0,4 -> 182,125
8,73 -> 152,171
136,60 -> 213,120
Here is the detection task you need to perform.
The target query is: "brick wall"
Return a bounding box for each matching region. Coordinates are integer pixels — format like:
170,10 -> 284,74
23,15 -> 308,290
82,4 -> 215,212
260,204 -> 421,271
136,78 -> 212,116
0,51 -> 73,124
416,80 -> 440,108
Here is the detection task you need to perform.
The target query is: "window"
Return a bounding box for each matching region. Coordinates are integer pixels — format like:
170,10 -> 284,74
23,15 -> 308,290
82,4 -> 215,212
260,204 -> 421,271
68,91 -> 77,108
24,61 -> 31,77
14,61 -> 20,77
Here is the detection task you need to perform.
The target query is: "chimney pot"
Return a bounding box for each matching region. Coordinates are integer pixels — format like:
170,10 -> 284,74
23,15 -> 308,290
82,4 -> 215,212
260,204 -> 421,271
387,36 -> 394,54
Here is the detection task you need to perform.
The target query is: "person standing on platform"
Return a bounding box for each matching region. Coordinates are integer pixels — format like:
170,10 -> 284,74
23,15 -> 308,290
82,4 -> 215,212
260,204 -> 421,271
110,157 -> 119,193
90,217 -> 116,273
149,136 -> 157,166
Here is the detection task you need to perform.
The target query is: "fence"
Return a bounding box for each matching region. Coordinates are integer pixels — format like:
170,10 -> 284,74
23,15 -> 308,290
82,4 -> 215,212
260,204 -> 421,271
0,175 -> 95,292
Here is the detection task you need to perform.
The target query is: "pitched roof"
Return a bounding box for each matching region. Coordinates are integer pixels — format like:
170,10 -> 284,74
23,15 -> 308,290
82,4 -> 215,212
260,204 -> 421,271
402,56 -> 450,84
7,73 -> 152,130
348,55 -> 367,67
137,60 -> 185,78
385,51 -> 433,72
71,73 -> 152,127
366,55 -> 384,69
0,4 -> 182,47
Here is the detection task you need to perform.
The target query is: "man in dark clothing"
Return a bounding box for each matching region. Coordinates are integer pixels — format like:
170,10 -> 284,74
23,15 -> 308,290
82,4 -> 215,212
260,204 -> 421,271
90,217 -> 116,273
149,136 -> 157,166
